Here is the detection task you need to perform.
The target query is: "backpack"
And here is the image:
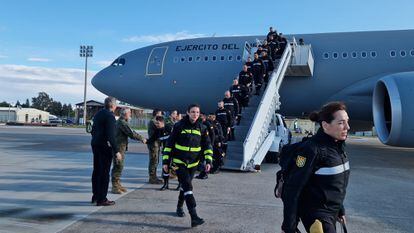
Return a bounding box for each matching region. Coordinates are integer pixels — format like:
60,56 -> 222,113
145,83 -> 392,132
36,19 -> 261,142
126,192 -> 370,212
274,135 -> 312,199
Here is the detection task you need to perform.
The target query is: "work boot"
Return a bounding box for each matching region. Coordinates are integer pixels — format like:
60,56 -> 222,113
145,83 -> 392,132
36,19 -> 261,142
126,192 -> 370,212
149,177 -> 163,184
160,173 -> 169,191
160,182 -> 169,191
111,181 -> 122,194
117,179 -> 128,193
195,171 -> 208,179
176,207 -> 185,217
189,208 -> 205,227
119,182 -> 127,193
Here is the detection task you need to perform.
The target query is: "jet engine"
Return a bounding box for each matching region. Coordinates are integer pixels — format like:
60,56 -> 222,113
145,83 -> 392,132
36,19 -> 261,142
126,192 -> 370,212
373,72 -> 414,147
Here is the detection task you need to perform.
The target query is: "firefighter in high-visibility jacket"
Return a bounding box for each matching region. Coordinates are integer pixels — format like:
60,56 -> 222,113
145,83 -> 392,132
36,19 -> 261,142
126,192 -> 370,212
162,104 -> 213,228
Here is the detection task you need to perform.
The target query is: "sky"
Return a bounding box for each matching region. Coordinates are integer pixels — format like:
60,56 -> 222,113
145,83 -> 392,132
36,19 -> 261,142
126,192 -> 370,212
0,0 -> 413,105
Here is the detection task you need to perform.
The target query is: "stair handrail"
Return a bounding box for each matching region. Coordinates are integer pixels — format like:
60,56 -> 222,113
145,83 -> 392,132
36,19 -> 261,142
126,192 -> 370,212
242,43 -> 293,170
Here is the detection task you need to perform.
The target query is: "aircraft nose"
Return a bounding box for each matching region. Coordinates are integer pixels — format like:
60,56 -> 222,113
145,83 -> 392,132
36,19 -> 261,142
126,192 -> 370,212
91,67 -> 112,96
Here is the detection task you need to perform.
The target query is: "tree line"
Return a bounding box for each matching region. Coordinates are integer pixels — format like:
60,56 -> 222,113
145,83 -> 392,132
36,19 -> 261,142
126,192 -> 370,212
0,92 -> 75,118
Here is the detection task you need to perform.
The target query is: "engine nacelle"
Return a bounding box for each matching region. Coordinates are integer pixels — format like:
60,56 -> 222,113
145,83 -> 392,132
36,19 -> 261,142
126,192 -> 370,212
373,72 -> 414,147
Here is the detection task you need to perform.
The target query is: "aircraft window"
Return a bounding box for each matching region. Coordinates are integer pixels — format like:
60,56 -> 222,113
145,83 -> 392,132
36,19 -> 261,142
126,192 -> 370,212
220,55 -> 225,61
119,58 -> 125,66
188,57 -> 193,62
111,58 -> 125,66
400,50 -> 407,57
212,56 -> 217,61
361,51 -> 367,58
342,52 -> 348,59
196,56 -> 201,62
204,56 -> 209,61
410,50 -> 414,56
370,51 -> 377,58
390,50 -> 396,57
173,57 -> 179,63
236,55 -> 242,61
228,55 -> 233,61
351,51 -> 357,58
323,52 -> 329,59
180,57 -> 186,62
332,52 -> 338,59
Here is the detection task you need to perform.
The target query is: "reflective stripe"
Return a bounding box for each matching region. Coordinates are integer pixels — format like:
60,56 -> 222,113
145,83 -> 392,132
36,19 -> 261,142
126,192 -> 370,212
180,129 -> 201,136
315,162 -> 350,175
173,158 -> 186,165
204,149 -> 213,155
187,162 -> 199,168
205,155 -> 213,161
184,191 -> 193,196
159,135 -> 169,140
164,147 -> 172,152
162,155 -> 169,160
175,144 -> 201,152
172,158 -> 199,168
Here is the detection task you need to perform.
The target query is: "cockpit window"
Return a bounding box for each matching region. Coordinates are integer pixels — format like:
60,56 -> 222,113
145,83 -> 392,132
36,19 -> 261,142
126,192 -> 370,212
111,58 -> 126,67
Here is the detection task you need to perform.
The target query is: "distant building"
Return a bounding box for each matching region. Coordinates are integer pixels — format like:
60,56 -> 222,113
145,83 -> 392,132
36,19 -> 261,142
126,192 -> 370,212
75,100 -> 151,128
0,107 -> 50,123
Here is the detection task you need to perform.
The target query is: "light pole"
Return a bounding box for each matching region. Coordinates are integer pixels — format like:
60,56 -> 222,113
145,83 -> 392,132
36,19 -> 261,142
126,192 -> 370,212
7,102 -> 13,123
80,45 -> 93,125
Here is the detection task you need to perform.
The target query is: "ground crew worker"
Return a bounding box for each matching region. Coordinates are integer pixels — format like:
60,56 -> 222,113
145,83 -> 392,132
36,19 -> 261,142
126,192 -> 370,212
223,91 -> 240,139
261,51 -> 274,85
256,46 -> 264,58
275,33 -> 287,59
156,115 -> 180,191
278,33 -> 288,53
229,79 -> 243,107
245,57 -> 253,73
111,107 -> 146,194
267,26 -> 278,42
239,65 -> 253,92
215,101 -> 233,151
207,114 -> 225,173
252,53 -> 265,95
261,41 -> 270,55
162,104 -> 213,228
165,110 -> 179,127
240,83 -> 250,108
268,35 -> 279,61
147,109 -> 164,184
281,102 -> 350,233
196,114 -> 216,179
90,96 -> 120,206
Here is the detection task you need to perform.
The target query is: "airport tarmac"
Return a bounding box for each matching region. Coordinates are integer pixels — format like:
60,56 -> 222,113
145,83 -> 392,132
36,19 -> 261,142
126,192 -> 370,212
0,126 -> 413,233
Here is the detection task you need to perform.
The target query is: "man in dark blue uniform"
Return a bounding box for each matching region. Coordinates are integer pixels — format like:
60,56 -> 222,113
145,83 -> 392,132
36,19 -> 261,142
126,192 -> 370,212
90,97 -> 121,206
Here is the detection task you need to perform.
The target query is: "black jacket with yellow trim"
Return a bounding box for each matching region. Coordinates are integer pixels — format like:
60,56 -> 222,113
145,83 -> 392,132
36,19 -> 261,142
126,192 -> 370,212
162,116 -> 213,167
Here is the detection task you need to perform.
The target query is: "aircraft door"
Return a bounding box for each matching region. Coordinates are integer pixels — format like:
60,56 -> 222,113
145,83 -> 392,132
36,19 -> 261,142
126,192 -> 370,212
242,42 -> 251,62
146,46 -> 168,76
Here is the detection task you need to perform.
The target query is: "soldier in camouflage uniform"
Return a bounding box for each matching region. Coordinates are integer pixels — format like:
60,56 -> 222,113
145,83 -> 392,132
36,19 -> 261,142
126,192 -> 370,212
147,109 -> 164,184
111,107 -> 146,194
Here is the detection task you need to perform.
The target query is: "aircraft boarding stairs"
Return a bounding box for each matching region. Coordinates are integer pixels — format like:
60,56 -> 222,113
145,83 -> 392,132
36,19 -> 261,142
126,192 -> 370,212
222,39 -> 314,171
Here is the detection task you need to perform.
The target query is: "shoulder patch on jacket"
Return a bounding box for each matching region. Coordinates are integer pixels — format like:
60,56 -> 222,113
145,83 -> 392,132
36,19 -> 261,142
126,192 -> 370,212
296,155 -> 306,168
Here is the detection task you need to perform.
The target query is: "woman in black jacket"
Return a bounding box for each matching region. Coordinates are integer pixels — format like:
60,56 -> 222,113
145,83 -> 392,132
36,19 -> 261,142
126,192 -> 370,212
282,102 -> 350,233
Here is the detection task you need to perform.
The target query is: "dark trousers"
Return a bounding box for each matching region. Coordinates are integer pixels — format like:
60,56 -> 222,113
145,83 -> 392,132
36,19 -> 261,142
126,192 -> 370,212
212,147 -> 224,172
176,165 -> 197,211
92,145 -> 113,203
301,213 -> 337,233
